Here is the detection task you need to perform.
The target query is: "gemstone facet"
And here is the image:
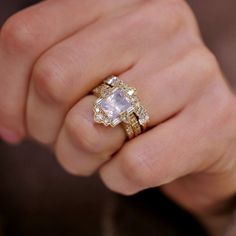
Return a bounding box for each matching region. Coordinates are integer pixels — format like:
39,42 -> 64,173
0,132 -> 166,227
98,88 -> 132,126
93,76 -> 149,134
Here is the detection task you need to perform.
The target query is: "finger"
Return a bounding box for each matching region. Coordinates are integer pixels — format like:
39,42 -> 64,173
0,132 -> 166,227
26,13 -> 138,144
26,0 -> 187,144
119,45 -> 213,127
0,0 -> 128,143
99,115 -> 195,195
55,95 -> 125,176
99,80 -> 233,195
54,45 -> 213,176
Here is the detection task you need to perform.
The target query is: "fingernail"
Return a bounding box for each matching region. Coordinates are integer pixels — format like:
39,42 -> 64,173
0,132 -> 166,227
0,127 -> 22,144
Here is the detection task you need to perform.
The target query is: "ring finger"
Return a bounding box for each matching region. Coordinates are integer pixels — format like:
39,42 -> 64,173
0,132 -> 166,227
55,45 -> 211,176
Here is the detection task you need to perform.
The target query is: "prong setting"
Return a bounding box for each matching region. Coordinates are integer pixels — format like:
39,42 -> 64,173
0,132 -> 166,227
93,76 -> 150,137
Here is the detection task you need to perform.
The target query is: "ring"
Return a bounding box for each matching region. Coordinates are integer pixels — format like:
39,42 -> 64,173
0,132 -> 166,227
92,75 -> 150,139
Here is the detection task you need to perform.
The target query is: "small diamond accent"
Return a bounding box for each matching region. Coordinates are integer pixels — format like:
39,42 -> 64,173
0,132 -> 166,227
135,105 -> 150,126
120,112 -> 129,123
139,115 -> 149,126
105,76 -> 120,86
95,114 -> 104,122
104,118 -> 110,126
101,88 -> 110,97
127,88 -> 136,96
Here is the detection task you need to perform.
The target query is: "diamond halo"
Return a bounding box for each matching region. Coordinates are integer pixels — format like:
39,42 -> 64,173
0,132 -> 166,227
93,76 -> 149,138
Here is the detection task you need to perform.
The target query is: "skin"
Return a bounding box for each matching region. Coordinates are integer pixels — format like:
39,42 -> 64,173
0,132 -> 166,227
0,0 -> 236,234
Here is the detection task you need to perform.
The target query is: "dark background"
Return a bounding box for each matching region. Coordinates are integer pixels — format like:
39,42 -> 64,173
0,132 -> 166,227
0,1 -> 236,235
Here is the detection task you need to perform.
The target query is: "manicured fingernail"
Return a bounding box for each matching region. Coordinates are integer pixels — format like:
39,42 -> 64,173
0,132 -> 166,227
0,127 -> 22,144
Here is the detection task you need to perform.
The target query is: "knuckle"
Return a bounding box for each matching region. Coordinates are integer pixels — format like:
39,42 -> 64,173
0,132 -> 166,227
190,47 -> 235,129
0,101 -> 25,135
210,84 -> 235,127
162,0 -> 188,16
120,147 -> 154,188
103,182 -> 136,196
191,46 -> 219,83
158,0 -> 197,34
1,13 -> 39,53
99,168 -> 137,196
200,49 -> 219,76
32,58 -> 69,105
56,152 -> 94,177
146,0 -> 188,35
65,108 -> 104,155
161,0 -> 187,22
204,88 -> 236,169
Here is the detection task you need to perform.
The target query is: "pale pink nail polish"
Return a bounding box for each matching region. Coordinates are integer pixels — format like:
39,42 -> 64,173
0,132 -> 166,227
0,127 -> 22,144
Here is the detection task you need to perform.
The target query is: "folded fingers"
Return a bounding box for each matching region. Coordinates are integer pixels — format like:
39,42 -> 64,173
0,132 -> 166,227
24,0 -> 207,178
53,45 -> 213,176
0,0 -> 139,143
26,0 -> 191,144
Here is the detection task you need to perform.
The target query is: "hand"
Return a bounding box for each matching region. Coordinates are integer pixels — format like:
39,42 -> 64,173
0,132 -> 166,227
1,0 -> 236,234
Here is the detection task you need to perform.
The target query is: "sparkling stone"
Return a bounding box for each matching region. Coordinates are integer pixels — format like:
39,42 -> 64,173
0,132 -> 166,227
101,88 -> 110,97
139,119 -> 145,126
139,112 -> 149,125
136,106 -> 145,115
104,118 -> 110,126
105,76 -> 120,86
120,113 -> 129,123
135,105 -> 149,126
95,114 -> 103,122
139,116 -> 149,126
127,88 -> 136,96
131,96 -> 139,104
99,88 -> 132,125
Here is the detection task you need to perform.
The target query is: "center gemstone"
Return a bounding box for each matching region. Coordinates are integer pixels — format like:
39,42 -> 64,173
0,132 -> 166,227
99,88 -> 132,124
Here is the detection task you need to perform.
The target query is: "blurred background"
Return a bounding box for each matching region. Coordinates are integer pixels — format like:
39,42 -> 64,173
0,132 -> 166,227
0,0 -> 235,235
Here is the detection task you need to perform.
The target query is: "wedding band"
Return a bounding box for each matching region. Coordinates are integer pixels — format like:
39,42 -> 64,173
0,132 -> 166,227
93,75 -> 149,139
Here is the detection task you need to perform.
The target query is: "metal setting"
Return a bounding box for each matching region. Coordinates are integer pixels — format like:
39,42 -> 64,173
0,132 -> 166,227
93,76 -> 150,139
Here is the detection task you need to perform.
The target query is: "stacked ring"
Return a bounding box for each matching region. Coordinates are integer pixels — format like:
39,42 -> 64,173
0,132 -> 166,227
93,75 -> 150,139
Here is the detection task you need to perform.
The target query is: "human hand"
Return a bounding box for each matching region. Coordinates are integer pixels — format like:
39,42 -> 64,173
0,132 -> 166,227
1,1 -> 236,235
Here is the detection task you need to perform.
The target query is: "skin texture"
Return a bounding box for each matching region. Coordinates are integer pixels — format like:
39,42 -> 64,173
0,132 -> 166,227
0,0 -> 236,234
